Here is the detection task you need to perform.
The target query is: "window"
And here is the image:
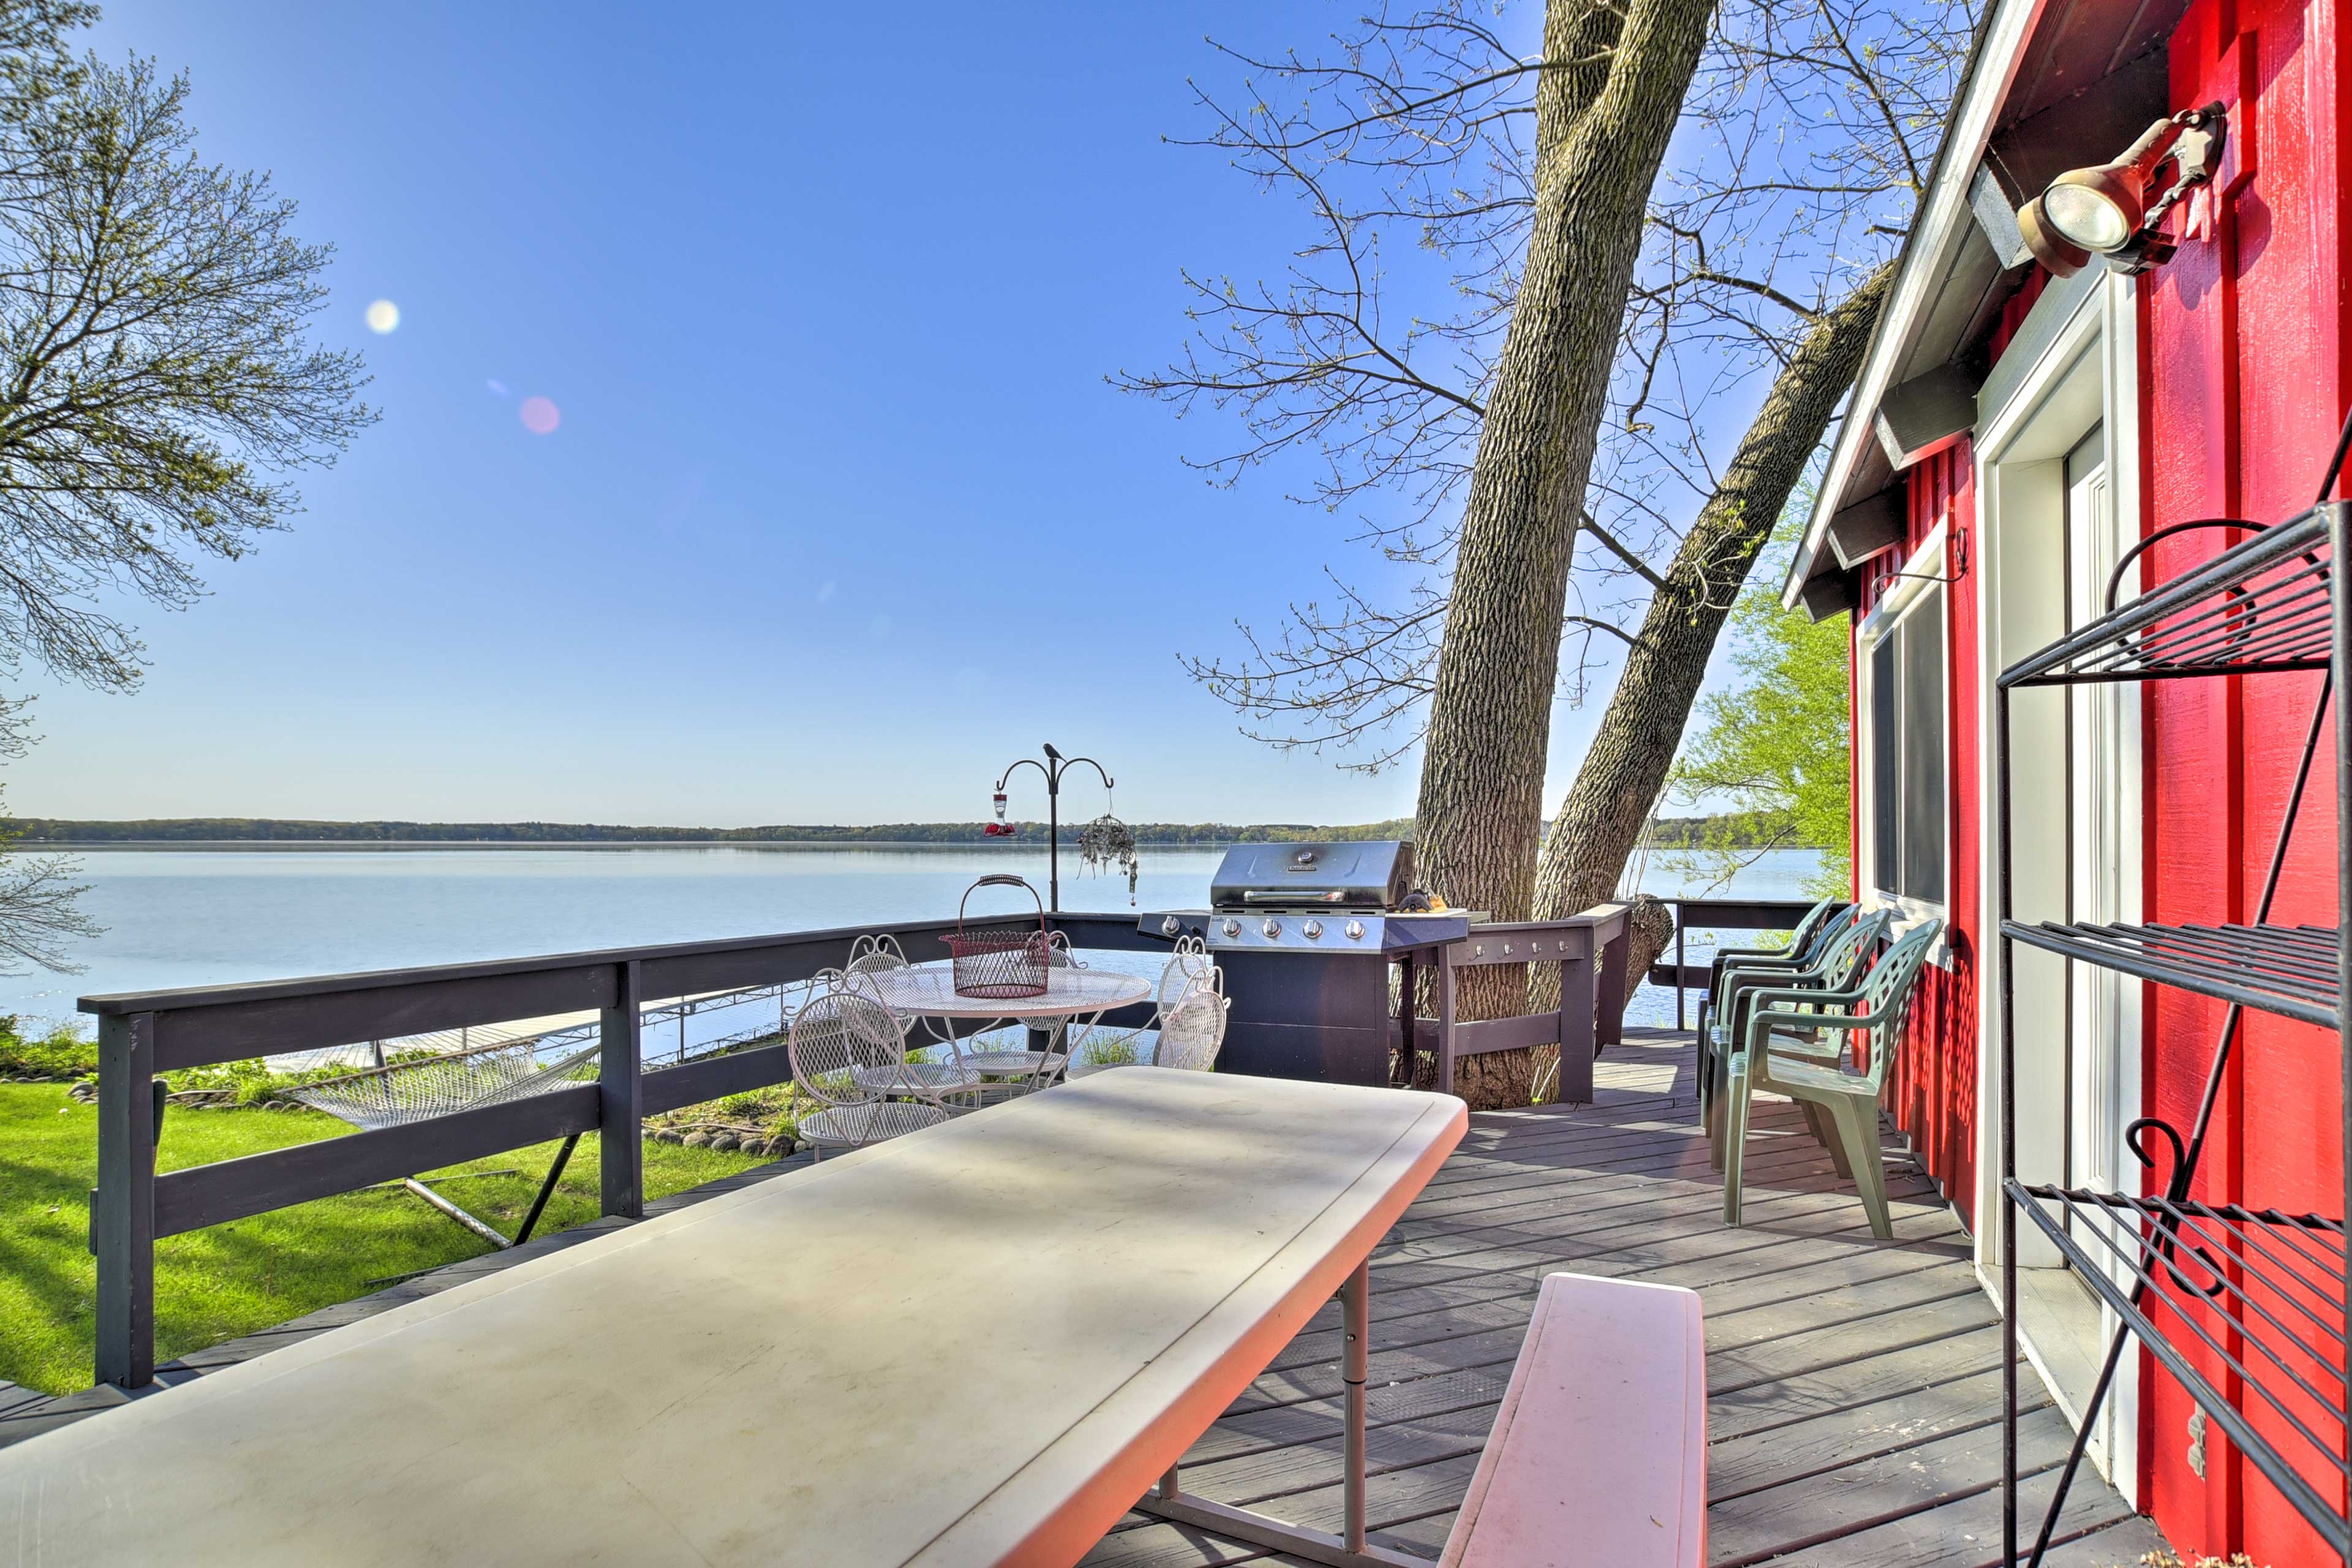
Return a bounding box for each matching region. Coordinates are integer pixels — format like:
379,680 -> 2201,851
1864,579 -> 1948,907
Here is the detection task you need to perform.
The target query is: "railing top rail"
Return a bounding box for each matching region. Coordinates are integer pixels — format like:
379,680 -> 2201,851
81,905 -> 1165,1020
77,913 -> 973,1018
1667,896 -> 1821,924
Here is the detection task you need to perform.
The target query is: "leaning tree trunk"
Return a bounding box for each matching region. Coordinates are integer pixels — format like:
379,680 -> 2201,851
1530,262 -> 1896,958
1411,0 -> 1715,1109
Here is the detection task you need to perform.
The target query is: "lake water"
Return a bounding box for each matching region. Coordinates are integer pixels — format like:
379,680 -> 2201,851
1,843 -> 1825,1034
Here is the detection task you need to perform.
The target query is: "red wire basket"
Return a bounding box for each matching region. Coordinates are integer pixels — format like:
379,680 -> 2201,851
944,875 -> 1050,999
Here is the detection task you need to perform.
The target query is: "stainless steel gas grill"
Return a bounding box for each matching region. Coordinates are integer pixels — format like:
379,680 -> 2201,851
1142,841 -> 1470,1086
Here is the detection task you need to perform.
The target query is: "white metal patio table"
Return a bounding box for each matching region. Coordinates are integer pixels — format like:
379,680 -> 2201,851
861,957 -> 1153,1091
0,1067 -> 1466,1568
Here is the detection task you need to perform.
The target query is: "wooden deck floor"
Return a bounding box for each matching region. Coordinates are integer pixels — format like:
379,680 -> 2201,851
1080,1029 -> 2171,1568
3,1030 -> 2173,1566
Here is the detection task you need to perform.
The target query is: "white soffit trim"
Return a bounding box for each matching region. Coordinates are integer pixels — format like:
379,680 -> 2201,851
1780,0 -> 2052,611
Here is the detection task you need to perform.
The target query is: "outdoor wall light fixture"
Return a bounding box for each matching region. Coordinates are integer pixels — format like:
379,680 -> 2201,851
2018,102 -> 2227,277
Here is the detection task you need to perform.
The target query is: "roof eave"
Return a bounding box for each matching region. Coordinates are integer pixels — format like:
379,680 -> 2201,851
1781,0 -> 2054,612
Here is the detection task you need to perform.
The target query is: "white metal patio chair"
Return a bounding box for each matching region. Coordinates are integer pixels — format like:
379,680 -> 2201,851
789,986 -> 959,1159
1068,941 -> 1223,1076
845,932 -> 911,976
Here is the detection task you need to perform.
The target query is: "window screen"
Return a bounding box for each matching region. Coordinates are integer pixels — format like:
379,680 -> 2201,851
1867,584 -> 1948,905
1872,633 -> 1899,891
1900,593 -> 1947,902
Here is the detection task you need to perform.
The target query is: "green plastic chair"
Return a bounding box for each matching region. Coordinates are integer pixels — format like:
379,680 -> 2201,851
1721,917 -> 1943,1240
1704,908 -> 1888,1169
1694,900 -> 1845,1123
1694,897 -> 1839,1048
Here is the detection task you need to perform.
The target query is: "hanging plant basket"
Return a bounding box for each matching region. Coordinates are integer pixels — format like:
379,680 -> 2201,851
1077,813 -> 1142,906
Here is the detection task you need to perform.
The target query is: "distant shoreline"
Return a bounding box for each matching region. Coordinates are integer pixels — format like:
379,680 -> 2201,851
2,816 -> 1413,848
9,839 -> 1253,851
2,811 -> 1825,852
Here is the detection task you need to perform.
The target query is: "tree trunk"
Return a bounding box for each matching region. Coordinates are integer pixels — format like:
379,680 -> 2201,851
1530,262 -> 1896,947
1411,0 -> 1715,1112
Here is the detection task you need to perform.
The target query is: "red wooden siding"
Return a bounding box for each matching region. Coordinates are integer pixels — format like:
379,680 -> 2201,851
2137,0 -> 2350,1555
1855,444 -> 1986,1224
1852,275 -> 2059,1232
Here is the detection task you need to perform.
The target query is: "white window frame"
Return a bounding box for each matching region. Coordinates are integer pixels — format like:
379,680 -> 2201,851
1855,519 -> 1954,936
1967,265 -> 2146,1502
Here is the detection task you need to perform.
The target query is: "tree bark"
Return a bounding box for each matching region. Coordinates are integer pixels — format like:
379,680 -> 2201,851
1415,0 -> 1716,929
1407,0 -> 1714,1107
1531,261 -> 1896,939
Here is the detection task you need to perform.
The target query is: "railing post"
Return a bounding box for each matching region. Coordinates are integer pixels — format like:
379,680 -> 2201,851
1674,905 -> 1687,1031
600,960 -> 643,1219
1558,943 -> 1597,1106
1436,945 -> 1458,1095
1595,913 -> 1630,1049
94,1011 -> 157,1387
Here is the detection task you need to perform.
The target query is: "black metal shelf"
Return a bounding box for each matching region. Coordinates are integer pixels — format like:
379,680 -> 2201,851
2002,919 -> 2343,1030
1997,495 -> 2349,1564
2008,1180 -> 2350,1554
2000,503 -> 2340,688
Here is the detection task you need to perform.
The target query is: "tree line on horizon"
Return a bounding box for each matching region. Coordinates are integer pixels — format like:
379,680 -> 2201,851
6,812 -> 1822,849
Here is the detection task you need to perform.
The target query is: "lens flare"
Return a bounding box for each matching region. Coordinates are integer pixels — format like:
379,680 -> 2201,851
364,300 -> 400,334
519,396 -> 560,435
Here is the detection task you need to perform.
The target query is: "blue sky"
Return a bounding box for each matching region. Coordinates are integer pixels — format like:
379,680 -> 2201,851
10,1 -> 1650,829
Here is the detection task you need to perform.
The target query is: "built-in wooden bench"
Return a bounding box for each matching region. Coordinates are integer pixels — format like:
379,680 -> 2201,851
1439,1272 -> 1707,1568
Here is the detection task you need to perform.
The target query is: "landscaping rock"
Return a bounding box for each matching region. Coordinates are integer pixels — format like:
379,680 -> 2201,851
709,1134 -> 739,1153
682,1131 -> 710,1148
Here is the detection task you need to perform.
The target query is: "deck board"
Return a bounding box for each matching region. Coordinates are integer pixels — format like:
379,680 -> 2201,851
0,1028 -> 2160,1566
1081,1027 -> 2163,1567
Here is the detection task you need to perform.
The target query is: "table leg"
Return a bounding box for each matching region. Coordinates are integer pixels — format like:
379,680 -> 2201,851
1130,1254 -> 1425,1568
1343,1257 -> 1370,1553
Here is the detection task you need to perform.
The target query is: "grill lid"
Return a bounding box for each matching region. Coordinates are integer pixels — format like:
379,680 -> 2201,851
1209,841 -> 1414,911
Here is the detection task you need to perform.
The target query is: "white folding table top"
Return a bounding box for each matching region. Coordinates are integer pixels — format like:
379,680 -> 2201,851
0,1068 -> 1464,1568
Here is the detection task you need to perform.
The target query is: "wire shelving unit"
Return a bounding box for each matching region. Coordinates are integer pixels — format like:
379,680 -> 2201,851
1997,500 -> 2352,1564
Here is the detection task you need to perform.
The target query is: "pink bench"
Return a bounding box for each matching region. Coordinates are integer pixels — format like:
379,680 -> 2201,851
1439,1272 -> 1708,1567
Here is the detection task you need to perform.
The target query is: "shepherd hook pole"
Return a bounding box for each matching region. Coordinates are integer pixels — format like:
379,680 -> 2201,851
993,743 -> 1114,911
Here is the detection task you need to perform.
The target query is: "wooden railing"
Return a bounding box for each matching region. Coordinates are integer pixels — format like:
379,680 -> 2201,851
1655,897 -> 1827,1028
80,910 -> 1169,1388
1390,906 -> 1634,1099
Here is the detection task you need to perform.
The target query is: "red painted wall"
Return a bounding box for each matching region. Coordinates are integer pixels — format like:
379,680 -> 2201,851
1852,7 -> 2350,1540
2136,0 -> 2350,1555
1857,445 -> 1985,1225
1853,277 -> 2052,1229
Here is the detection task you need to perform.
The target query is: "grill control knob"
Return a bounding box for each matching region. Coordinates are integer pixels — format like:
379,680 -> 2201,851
1262,918 -> 1282,940
1221,918 -> 1241,938
1161,915 -> 1182,937
1344,920 -> 1365,941
1302,919 -> 1323,940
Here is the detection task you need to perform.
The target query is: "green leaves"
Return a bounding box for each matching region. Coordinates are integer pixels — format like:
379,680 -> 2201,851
0,34 -> 374,695
1667,496 -> 1852,896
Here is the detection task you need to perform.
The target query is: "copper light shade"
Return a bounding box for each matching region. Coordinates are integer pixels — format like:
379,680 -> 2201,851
2016,104 -> 2227,278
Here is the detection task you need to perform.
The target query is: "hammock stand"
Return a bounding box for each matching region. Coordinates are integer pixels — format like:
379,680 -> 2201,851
284,1027 -> 605,1249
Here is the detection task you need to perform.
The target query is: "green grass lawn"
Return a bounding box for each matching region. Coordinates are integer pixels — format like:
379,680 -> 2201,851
0,1082 -> 767,1396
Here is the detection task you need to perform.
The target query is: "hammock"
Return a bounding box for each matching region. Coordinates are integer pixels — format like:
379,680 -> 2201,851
282,1023 -> 604,1250
282,981 -> 803,1249
283,1025 -> 604,1133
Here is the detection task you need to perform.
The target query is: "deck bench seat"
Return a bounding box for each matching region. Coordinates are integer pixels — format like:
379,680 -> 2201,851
1438,1272 -> 1706,1568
